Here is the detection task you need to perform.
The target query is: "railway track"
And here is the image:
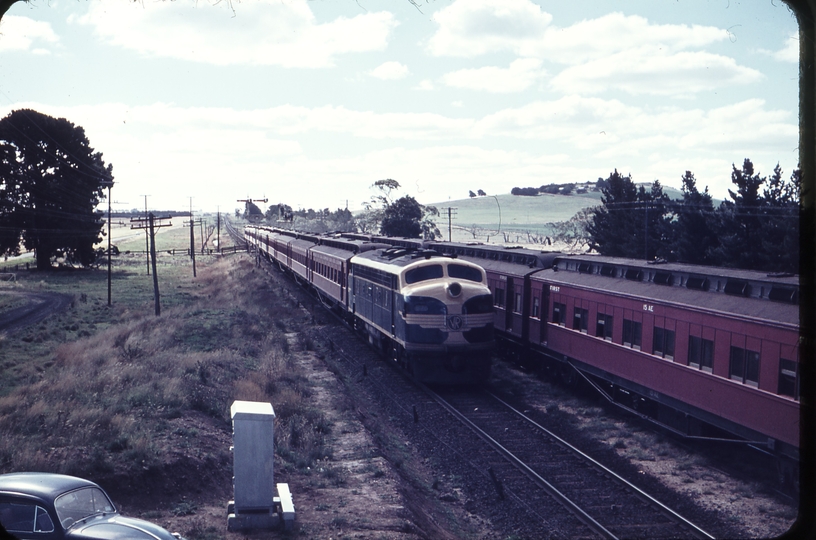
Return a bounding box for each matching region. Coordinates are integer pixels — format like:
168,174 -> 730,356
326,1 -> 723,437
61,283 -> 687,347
248,246 -> 726,538
428,387 -> 715,539
317,319 -> 715,538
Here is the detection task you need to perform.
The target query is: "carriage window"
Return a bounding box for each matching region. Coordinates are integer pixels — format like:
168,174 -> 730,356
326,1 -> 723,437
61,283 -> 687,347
573,308 -> 588,333
730,346 -> 760,387
531,297 -> 540,319
596,314 -> 613,341
778,358 -> 799,400
653,327 -> 675,359
494,287 -> 505,308
552,302 -> 566,325
622,319 -> 642,349
688,336 -> 714,372
448,264 -> 483,282
405,264 -> 444,284
513,293 -> 522,314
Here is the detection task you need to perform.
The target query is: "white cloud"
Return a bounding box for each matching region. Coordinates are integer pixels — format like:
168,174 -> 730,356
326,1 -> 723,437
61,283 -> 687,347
773,33 -> 799,62
442,58 -> 546,93
427,0 -> 552,57
414,80 -> 435,91
0,15 -> 59,53
427,6 -> 724,63
74,0 -> 397,68
550,48 -> 764,97
0,96 -> 795,210
525,12 -> 727,64
369,61 -> 409,80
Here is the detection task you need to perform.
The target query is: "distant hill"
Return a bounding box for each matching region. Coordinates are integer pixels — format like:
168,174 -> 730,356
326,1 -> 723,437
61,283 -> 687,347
426,185 -> 688,243
427,193 -> 596,233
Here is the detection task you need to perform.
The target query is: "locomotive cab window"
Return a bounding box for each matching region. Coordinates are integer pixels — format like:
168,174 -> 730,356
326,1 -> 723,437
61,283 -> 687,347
448,263 -> 483,282
405,264 -> 444,284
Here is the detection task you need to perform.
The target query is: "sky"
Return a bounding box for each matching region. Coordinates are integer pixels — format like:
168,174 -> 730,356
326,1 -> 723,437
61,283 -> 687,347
0,0 -> 801,215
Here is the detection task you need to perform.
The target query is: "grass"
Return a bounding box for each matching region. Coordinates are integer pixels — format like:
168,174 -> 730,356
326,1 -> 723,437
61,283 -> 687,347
0,225 -> 336,496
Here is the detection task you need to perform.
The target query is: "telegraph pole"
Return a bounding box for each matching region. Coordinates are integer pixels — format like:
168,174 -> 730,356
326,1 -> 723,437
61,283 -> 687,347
105,180 -> 114,306
441,207 -> 457,241
131,213 -> 172,316
141,195 -> 150,275
187,198 -> 198,277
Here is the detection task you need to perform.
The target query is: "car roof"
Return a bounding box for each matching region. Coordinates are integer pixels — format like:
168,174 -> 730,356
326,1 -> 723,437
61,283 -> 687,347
0,473 -> 98,501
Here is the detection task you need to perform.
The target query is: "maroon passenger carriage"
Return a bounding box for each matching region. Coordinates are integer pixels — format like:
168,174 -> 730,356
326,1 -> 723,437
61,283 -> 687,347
430,242 -> 801,486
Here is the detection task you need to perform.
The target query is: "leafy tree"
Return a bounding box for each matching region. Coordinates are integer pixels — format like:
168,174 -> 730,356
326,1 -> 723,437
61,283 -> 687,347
708,159 -> 768,270
469,190 -> 476,198
669,171 -> 717,265
0,109 -> 113,270
477,189 -> 486,196
381,195 -> 423,237
585,170 -> 670,260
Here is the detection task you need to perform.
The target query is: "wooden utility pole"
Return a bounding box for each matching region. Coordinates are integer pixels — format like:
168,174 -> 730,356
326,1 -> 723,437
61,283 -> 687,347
441,207 -> 457,241
131,213 -> 172,316
185,200 -> 201,277
106,181 -> 113,306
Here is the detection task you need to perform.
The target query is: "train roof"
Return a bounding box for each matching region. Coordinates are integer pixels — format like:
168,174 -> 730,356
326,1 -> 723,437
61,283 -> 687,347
428,241 -> 560,269
539,269 -> 799,328
352,247 -> 453,268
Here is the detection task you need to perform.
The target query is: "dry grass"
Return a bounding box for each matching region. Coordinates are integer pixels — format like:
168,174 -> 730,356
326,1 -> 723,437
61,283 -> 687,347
0,243 -> 334,493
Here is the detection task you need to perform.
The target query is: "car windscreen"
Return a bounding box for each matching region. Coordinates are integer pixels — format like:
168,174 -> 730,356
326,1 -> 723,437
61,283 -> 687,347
405,264 -> 443,284
447,264 -> 483,282
55,487 -> 115,527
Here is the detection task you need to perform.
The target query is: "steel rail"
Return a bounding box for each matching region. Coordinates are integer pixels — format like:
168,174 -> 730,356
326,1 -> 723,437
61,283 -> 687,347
423,384 -> 620,540
486,390 -> 716,540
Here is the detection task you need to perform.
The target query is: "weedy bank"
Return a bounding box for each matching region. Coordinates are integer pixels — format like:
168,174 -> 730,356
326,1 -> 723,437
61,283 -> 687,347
0,229 -> 333,510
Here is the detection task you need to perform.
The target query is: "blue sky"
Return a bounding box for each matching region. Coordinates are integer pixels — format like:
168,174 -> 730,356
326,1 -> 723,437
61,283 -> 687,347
0,0 -> 800,214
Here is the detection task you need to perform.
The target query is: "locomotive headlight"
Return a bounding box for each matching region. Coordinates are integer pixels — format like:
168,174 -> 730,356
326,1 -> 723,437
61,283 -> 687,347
447,282 -> 462,298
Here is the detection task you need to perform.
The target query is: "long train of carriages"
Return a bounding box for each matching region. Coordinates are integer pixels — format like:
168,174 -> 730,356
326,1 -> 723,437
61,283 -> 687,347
244,226 -> 495,384
244,225 -> 801,488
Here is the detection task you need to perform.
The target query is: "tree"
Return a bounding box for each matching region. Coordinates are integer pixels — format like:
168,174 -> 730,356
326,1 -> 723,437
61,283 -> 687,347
0,109 -> 113,270
708,159 -> 768,270
469,190 -> 476,198
477,189 -> 486,196
585,170 -> 670,260
669,171 -> 717,265
380,195 -> 423,237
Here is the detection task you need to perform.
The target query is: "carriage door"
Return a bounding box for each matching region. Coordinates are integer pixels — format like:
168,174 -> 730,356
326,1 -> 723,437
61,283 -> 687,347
505,277 -> 514,332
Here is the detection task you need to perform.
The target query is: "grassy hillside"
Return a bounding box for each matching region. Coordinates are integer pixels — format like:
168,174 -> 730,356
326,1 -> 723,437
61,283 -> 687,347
427,193 -> 597,231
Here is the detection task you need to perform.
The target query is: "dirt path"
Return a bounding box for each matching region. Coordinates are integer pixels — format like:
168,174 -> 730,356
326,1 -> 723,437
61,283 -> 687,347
0,290 -> 73,336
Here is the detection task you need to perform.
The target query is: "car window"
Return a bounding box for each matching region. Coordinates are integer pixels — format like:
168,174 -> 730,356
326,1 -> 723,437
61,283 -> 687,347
55,487 -> 115,527
0,501 -> 53,533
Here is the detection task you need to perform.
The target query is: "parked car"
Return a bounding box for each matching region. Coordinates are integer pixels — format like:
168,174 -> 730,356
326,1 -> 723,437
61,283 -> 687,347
0,472 -> 184,539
